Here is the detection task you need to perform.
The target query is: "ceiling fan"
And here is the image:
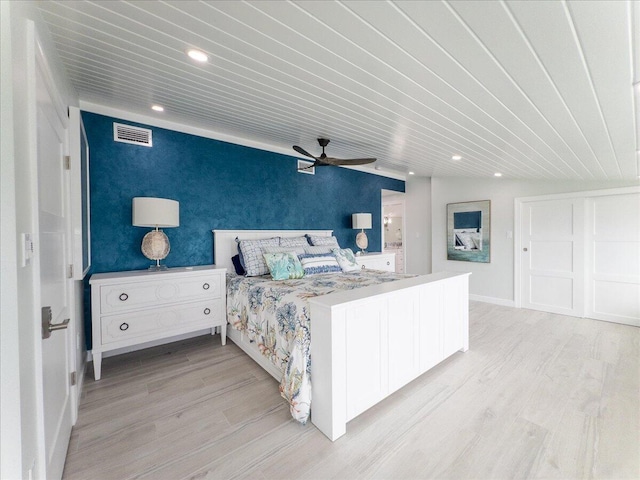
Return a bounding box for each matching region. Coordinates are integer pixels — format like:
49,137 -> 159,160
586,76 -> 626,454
293,138 -> 376,170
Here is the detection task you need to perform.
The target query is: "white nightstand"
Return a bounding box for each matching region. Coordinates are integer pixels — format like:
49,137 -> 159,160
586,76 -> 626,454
89,265 -> 227,380
355,252 -> 396,272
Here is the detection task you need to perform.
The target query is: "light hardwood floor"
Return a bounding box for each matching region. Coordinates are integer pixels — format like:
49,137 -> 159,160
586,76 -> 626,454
64,302 -> 639,479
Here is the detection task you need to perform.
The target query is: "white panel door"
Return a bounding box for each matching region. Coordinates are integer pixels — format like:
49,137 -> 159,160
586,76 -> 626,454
585,193 -> 640,326
521,199 -> 584,316
36,58 -> 72,479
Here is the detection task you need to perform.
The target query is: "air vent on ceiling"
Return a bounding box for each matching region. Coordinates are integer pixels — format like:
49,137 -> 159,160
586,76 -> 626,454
113,123 -> 152,147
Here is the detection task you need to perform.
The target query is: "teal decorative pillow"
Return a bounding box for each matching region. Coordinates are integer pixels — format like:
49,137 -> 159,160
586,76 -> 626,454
332,248 -> 360,273
263,252 -> 305,280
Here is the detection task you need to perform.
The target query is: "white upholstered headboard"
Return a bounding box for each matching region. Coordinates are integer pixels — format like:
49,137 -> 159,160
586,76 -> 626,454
212,229 -> 334,271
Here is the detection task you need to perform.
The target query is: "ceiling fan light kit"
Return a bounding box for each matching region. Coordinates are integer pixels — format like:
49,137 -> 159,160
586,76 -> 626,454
293,138 -> 376,170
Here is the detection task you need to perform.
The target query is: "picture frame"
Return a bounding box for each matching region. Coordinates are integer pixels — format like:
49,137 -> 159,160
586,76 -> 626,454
447,200 -> 491,263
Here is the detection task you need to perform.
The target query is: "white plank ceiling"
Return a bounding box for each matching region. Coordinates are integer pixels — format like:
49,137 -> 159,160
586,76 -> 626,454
37,0 -> 639,179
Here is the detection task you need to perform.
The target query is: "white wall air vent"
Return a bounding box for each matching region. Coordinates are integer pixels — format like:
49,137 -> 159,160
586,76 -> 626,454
113,123 -> 152,147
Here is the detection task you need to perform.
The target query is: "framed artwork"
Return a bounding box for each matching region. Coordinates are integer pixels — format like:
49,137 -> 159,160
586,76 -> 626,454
447,200 -> 491,263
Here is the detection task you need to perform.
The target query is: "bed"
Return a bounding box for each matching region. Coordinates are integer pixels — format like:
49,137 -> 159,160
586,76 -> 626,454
213,229 -> 470,441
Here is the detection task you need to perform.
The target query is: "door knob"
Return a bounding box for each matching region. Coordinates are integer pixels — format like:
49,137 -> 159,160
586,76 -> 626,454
523,248 -> 528,252
42,306 -> 70,339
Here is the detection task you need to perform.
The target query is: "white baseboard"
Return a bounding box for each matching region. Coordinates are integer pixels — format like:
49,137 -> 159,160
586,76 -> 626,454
469,294 -> 515,308
85,329 -> 212,362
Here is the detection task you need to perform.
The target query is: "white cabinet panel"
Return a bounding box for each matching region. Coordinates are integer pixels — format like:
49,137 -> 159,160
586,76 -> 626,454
419,284 -> 443,372
345,300 -> 387,419
387,290 -> 420,392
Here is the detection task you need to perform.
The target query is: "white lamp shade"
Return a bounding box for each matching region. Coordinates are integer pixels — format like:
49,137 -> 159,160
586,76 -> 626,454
352,213 -> 372,230
132,197 -> 179,228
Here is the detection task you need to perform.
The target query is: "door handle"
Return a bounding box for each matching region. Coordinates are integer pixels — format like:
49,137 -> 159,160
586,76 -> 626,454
523,248 -> 528,252
42,306 -> 70,339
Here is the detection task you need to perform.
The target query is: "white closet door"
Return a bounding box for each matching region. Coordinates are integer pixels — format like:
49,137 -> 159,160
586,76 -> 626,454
521,198 -> 584,317
585,193 -> 640,326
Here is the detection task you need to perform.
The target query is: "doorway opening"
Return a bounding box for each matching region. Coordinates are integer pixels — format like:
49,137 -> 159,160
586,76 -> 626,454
382,190 -> 405,273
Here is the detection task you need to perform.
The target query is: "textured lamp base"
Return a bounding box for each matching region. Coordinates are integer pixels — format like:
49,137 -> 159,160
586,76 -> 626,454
356,230 -> 369,254
141,229 -> 171,270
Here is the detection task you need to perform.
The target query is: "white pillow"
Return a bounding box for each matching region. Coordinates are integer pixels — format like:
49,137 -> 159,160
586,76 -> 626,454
307,235 -> 340,248
331,248 -> 360,273
264,245 -> 306,255
303,245 -> 333,255
279,236 -> 310,247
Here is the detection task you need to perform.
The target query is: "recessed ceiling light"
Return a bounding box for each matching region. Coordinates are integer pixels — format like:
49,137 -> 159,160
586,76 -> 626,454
494,172 -> 502,177
187,49 -> 208,63
151,105 -> 164,112
451,154 -> 462,161
408,171 -> 415,175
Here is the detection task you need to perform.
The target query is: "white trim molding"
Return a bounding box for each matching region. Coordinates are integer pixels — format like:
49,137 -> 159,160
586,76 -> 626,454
469,294 -> 515,308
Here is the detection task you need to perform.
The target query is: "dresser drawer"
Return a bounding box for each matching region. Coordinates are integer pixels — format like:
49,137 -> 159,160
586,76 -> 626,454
100,274 -> 222,314
100,299 -> 224,344
357,254 -> 395,273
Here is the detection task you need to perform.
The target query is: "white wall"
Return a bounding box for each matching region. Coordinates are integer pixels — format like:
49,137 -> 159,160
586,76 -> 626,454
405,176 -> 432,274
1,2 -> 78,478
431,177 -> 640,305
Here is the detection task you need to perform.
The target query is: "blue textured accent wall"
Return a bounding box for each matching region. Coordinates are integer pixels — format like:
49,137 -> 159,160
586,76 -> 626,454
82,112 -> 404,347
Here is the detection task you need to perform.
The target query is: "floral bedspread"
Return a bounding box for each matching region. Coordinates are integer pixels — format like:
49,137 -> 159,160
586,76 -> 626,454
226,270 -> 415,424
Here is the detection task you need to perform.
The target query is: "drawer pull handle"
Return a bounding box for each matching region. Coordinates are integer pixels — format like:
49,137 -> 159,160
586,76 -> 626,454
203,283 -> 210,290
386,261 -> 390,265
361,265 -> 366,269
204,308 -> 211,315
119,293 -> 128,302
119,322 -> 129,331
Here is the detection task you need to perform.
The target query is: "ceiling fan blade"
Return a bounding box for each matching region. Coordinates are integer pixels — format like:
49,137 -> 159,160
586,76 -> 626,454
293,145 -> 317,159
324,157 -> 376,166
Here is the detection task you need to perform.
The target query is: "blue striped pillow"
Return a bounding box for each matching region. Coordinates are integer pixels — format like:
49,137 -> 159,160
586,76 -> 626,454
297,253 -> 342,275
